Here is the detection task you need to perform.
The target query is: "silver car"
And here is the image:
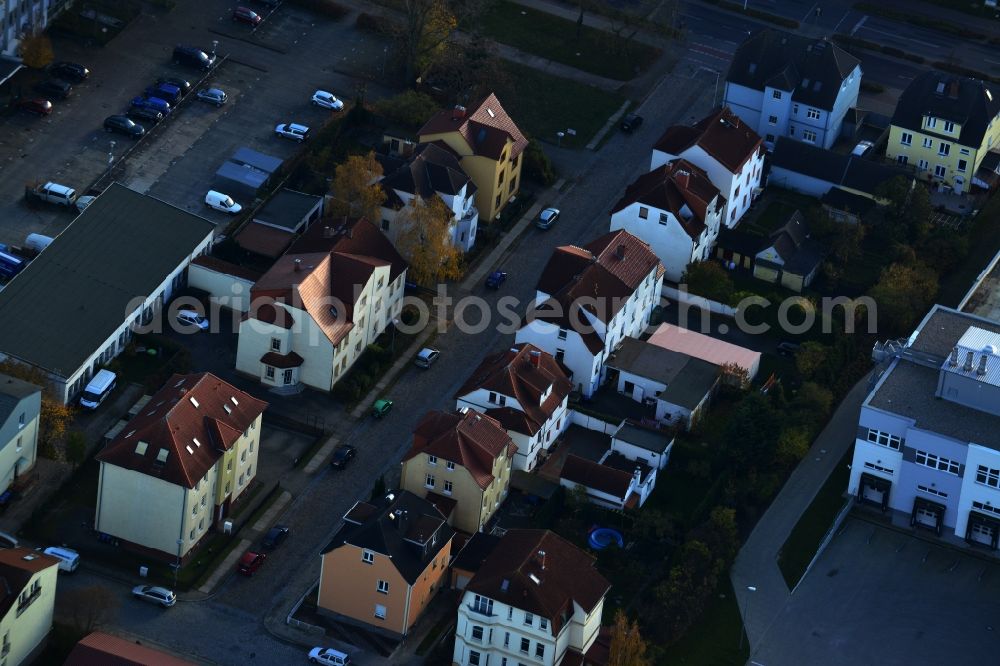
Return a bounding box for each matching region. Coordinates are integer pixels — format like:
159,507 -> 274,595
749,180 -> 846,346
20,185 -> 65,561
196,88 -> 227,107
132,585 -> 177,607
274,122 -> 310,142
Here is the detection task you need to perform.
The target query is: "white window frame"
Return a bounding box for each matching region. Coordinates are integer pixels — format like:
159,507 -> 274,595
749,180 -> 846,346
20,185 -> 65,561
915,450 -> 960,475
976,465 -> 1000,488
362,549 -> 375,564
866,428 -> 902,450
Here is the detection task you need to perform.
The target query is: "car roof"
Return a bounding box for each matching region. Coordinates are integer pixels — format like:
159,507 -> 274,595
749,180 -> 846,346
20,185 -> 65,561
417,348 -> 438,357
540,208 -> 558,217
288,123 -> 309,131
375,398 -> 391,406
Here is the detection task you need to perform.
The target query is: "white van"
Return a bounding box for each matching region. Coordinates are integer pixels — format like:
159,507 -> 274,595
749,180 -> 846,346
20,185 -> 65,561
79,369 -> 117,410
204,190 -> 242,214
24,233 -> 54,254
43,546 -> 81,573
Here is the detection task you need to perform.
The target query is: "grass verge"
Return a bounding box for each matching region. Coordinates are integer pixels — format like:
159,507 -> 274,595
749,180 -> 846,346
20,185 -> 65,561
776,448 -> 852,589
478,0 -> 661,81
663,577 -> 750,665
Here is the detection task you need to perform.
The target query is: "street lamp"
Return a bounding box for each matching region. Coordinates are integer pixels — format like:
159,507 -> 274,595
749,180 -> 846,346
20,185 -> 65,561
738,585 -> 757,650
212,39 -> 219,58
173,538 -> 183,588
381,46 -> 388,76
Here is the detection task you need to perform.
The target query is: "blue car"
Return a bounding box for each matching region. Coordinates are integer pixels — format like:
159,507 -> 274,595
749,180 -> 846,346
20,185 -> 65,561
486,270 -> 508,289
144,83 -> 181,105
130,96 -> 171,114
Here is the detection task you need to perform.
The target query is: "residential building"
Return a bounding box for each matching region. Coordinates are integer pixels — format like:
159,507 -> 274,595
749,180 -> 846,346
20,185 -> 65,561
0,184 -> 214,404
516,230 -> 665,398
0,0 -> 67,61
752,210 -> 823,292
886,72 -> 1000,194
418,93 -> 528,222
0,548 -> 60,666
611,422 -> 674,471
65,632 -> 196,665
0,374 -> 40,496
377,142 -> 480,252
318,491 -> 454,638
453,529 -> 611,666
401,409 -> 516,534
724,29 -> 862,150
610,160 -> 725,282
648,324 -> 761,380
455,344 -> 572,472
850,305 -> 1000,553
451,532 -> 501,591
95,373 -> 267,562
236,217 -> 407,392
768,136 -> 911,199
606,337 -> 720,429
651,106 -> 765,227
559,452 -> 656,511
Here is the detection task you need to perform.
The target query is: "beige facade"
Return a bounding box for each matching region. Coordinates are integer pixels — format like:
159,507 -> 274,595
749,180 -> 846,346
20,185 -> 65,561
0,551 -> 59,666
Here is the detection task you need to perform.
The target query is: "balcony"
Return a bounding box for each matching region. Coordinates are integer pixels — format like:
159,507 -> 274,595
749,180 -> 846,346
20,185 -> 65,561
16,585 -> 41,616
467,602 -> 496,618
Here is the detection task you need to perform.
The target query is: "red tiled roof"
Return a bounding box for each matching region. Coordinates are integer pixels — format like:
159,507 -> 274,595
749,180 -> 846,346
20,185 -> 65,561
404,410 -> 515,490
418,93 -> 529,160
234,221 -> 295,259
190,255 -> 262,282
0,548 -> 59,620
96,373 -> 267,489
425,491 -> 458,518
465,529 -> 610,634
259,351 -> 304,368
290,217 -> 408,282
65,631 -> 196,666
560,454 -> 634,499
654,106 -> 763,174
244,302 -> 295,329
611,160 -> 722,240
455,344 -> 572,436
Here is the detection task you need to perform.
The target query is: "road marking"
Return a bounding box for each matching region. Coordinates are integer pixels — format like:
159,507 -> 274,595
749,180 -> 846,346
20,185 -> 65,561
850,16 -> 867,36
860,25 -> 942,49
802,2 -> 818,23
832,10 -> 852,33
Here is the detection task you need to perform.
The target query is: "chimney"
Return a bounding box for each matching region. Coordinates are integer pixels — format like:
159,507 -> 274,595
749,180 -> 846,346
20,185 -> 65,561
294,258 -> 302,272
978,350 -> 990,376
964,350 -> 974,372
675,169 -> 690,190
452,105 -> 467,120
948,346 -> 959,367
395,509 -> 409,533
537,550 -> 546,570
323,225 -> 333,238
529,350 -> 541,367
616,244 -> 626,260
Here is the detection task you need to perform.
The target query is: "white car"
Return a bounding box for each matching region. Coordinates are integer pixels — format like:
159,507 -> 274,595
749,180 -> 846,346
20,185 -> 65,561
132,585 -> 177,607
274,122 -> 310,142
196,88 -> 227,106
308,647 -> 351,665
204,190 -> 242,214
311,90 -> 344,110
851,140 -> 874,157
414,347 -> 440,368
75,195 -> 97,212
176,310 -> 210,330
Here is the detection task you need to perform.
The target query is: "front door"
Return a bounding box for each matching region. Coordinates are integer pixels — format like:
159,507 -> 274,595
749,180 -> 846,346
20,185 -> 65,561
283,369 -> 294,385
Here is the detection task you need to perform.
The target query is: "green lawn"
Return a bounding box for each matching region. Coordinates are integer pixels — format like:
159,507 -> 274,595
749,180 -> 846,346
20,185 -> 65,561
662,578 -> 750,666
776,448 -> 852,588
494,62 -> 626,148
478,1 -> 661,81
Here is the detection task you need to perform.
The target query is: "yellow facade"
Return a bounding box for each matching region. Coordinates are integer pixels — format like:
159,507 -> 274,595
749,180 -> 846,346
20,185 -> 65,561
0,555 -> 58,665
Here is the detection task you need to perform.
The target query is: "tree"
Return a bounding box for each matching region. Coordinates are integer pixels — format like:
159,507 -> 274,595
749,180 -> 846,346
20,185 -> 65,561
654,539 -> 720,643
0,359 -> 73,459
61,585 -> 118,635
374,90 -> 440,131
791,382 -> 834,419
690,506 -> 739,566
609,609 -> 651,666
874,176 -> 931,243
794,341 -> 828,381
867,262 -> 939,336
718,361 -> 750,389
830,221 -> 866,264
370,474 -> 387,501
681,261 -> 734,305
424,40 -> 509,107
66,431 -> 88,469
522,140 -> 556,186
723,392 -> 780,467
396,0 -> 457,84
776,426 -> 811,465
395,197 -> 462,284
330,152 -> 386,224
18,32 -> 54,69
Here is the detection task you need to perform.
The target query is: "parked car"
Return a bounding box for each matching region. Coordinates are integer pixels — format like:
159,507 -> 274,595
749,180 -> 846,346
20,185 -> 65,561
25,181 -> 77,207
104,115 -> 145,138
485,270 -> 508,289
132,585 -> 177,607
330,445 -> 356,470
371,399 -> 392,419
75,196 -> 98,212
173,45 -> 216,70
274,122 -> 309,142
127,106 -> 164,125
777,341 -> 801,356
852,140 -> 874,157
34,79 -> 71,100
79,369 -> 117,409
262,525 -> 290,549
414,347 -> 440,368
308,647 -> 351,666
144,83 -> 181,105
50,61 -> 89,83
535,207 -> 560,230
233,6 -> 262,25
43,546 -> 81,573
156,76 -> 192,94
311,90 -> 343,110
204,190 -> 242,214
196,88 -> 228,106
237,551 -> 266,576
620,112 -> 644,132
16,98 -> 52,116
130,96 -> 171,114
176,309 -> 209,330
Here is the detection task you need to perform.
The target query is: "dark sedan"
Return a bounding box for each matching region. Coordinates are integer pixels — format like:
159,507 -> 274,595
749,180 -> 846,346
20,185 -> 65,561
34,80 -> 71,100
50,61 -> 89,83
156,76 -> 191,95
127,106 -> 164,125
620,113 -> 644,132
330,444 -> 357,470
262,525 -> 289,549
104,115 -> 145,138
485,270 -> 508,289
16,98 -> 52,116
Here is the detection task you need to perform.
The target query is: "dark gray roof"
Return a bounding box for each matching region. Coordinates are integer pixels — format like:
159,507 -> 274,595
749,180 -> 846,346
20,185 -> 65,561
230,147 -> 283,175
610,338 -> 690,386
890,72 -> 1000,148
716,228 -> 765,256
0,184 -> 214,377
821,187 -> 877,216
452,532 -> 501,573
726,29 -> 860,110
321,490 -> 453,585
377,142 -> 472,205
614,422 -> 673,454
252,189 -> 323,232
215,161 -> 268,193
759,210 -> 824,275
0,374 -> 41,423
659,356 -> 720,409
770,137 -> 910,196
908,306 -> 1000,357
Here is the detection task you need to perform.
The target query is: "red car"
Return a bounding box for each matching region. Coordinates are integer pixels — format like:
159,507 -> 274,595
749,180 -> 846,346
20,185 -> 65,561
232,6 -> 261,25
17,98 -> 53,116
237,550 -> 266,576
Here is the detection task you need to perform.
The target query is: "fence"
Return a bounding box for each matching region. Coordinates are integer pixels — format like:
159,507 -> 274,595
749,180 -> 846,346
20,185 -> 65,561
569,409 -> 623,435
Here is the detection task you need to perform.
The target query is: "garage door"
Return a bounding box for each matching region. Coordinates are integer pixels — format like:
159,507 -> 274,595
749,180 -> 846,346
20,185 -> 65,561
970,523 -> 995,547
914,508 -> 938,528
862,485 -> 884,504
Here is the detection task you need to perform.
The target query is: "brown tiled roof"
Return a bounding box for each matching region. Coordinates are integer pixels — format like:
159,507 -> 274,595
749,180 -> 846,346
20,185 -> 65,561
654,106 -> 763,174
244,302 -> 295,329
290,217 -> 408,282
418,93 -> 529,160
96,373 -> 267,489
465,529 -> 610,634
560,454 -> 634,498
65,631 -> 196,666
455,344 -> 572,436
425,491 -> 458,518
611,160 -> 722,240
404,409 -> 515,490
0,548 -> 58,620
259,351 -> 304,368
234,221 -> 295,259
190,255 -> 262,282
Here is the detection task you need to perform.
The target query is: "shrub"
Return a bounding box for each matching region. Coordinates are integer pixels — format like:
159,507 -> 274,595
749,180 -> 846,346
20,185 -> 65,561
287,0 -> 349,19
522,140 -> 555,186
374,90 -> 440,131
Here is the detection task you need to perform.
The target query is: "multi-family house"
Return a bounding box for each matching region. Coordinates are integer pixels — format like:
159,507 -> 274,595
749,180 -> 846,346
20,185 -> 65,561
453,529 -> 611,666
752,210 -> 824,292
400,409 -> 516,534
455,344 -> 572,472
0,374 -> 40,496
849,305 -> 1000,552
95,373 -> 267,562
318,491 -> 454,638
650,107 -> 765,227
609,159 -> 725,282
66,632 -> 197,665
0,548 -> 60,666
724,29 -> 861,150
418,93 -> 528,222
886,72 -> 1000,194
236,217 -> 407,392
377,142 -> 480,252
516,231 -> 664,398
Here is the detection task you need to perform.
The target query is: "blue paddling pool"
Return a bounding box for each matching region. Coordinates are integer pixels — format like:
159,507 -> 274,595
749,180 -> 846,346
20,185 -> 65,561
588,527 -> 624,550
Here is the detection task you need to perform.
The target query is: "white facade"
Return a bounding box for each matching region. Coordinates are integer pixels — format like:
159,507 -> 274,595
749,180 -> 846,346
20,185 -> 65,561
612,367 -> 708,429
0,382 -> 39,495
0,0 -> 54,58
0,552 -> 58,665
610,434 -> 673,471
559,464 -> 656,511
454,591 -> 605,666
189,262 -> 255,313
381,184 -> 479,252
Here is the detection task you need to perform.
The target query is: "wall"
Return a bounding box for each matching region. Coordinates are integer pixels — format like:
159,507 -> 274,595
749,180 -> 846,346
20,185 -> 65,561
955,443 -> 1000,539
661,284 -> 737,316
609,202 -> 697,283
724,83 -> 765,140
611,438 -> 673,471
515,320 -> 601,397
453,591 -> 561,666
0,389 -> 40,493
189,264 -> 254,313
318,544 -> 409,636
569,411 -> 622,435
404,536 -> 451,633
0,561 -> 58,666
95,463 -> 186,558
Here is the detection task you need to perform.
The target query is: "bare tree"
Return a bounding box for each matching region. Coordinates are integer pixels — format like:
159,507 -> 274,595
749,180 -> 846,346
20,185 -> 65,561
61,585 -> 119,635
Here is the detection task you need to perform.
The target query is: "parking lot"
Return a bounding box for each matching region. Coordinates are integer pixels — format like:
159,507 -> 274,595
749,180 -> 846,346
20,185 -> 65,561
751,516 -> 1000,666
0,0 -> 395,247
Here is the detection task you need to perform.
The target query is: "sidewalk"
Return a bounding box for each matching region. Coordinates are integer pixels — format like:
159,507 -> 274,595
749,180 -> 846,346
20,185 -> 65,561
507,0 -> 670,48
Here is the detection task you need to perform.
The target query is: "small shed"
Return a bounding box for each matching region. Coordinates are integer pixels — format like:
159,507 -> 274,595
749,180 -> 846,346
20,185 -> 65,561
252,189 -> 324,233
213,147 -> 284,201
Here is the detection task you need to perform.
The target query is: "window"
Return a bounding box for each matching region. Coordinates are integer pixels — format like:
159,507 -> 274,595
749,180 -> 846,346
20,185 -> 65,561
802,129 -> 817,143
447,461 -> 455,471
375,604 -> 387,620
772,90 -> 782,99
768,115 -> 777,125
938,142 -> 950,156
638,207 -> 648,219
199,518 -> 204,530
495,194 -> 502,209
765,133 -> 775,143
922,137 -> 933,149
524,612 -> 533,626
900,132 -> 912,146
897,155 -> 909,166
976,465 -> 1000,488
958,159 -> 968,172
793,104 -> 799,114
539,618 -> 548,631
864,461 -> 894,475
555,349 -> 565,362
17,413 -> 24,428
806,108 -> 820,120
270,338 -> 281,351
927,117 -> 937,128
935,165 -> 947,178
973,501 -> 1000,516
918,159 -> 929,171
444,480 -> 453,494
510,177 -> 517,193
473,595 -> 494,615
469,651 -> 482,666
917,484 -> 948,498
944,121 -> 955,133
659,211 -> 668,225
189,529 -> 195,540
238,473 -> 245,487
362,549 -> 375,564
428,455 -> 438,465
201,495 -> 207,507
915,450 -> 960,475
960,148 -> 971,155
866,429 -> 902,450
535,644 -> 545,659
377,579 -> 389,594
498,170 -> 505,186
520,638 -> 530,653
557,328 -> 567,340
265,366 -> 275,380
241,451 -> 247,463
471,625 -> 484,641
425,474 -> 436,488
15,436 -> 21,452
507,607 -> 513,620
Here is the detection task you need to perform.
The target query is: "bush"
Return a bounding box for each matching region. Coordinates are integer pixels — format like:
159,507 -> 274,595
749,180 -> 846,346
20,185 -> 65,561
522,140 -> 555,186
374,90 -> 440,131
286,0 -> 349,19
356,11 -> 384,33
